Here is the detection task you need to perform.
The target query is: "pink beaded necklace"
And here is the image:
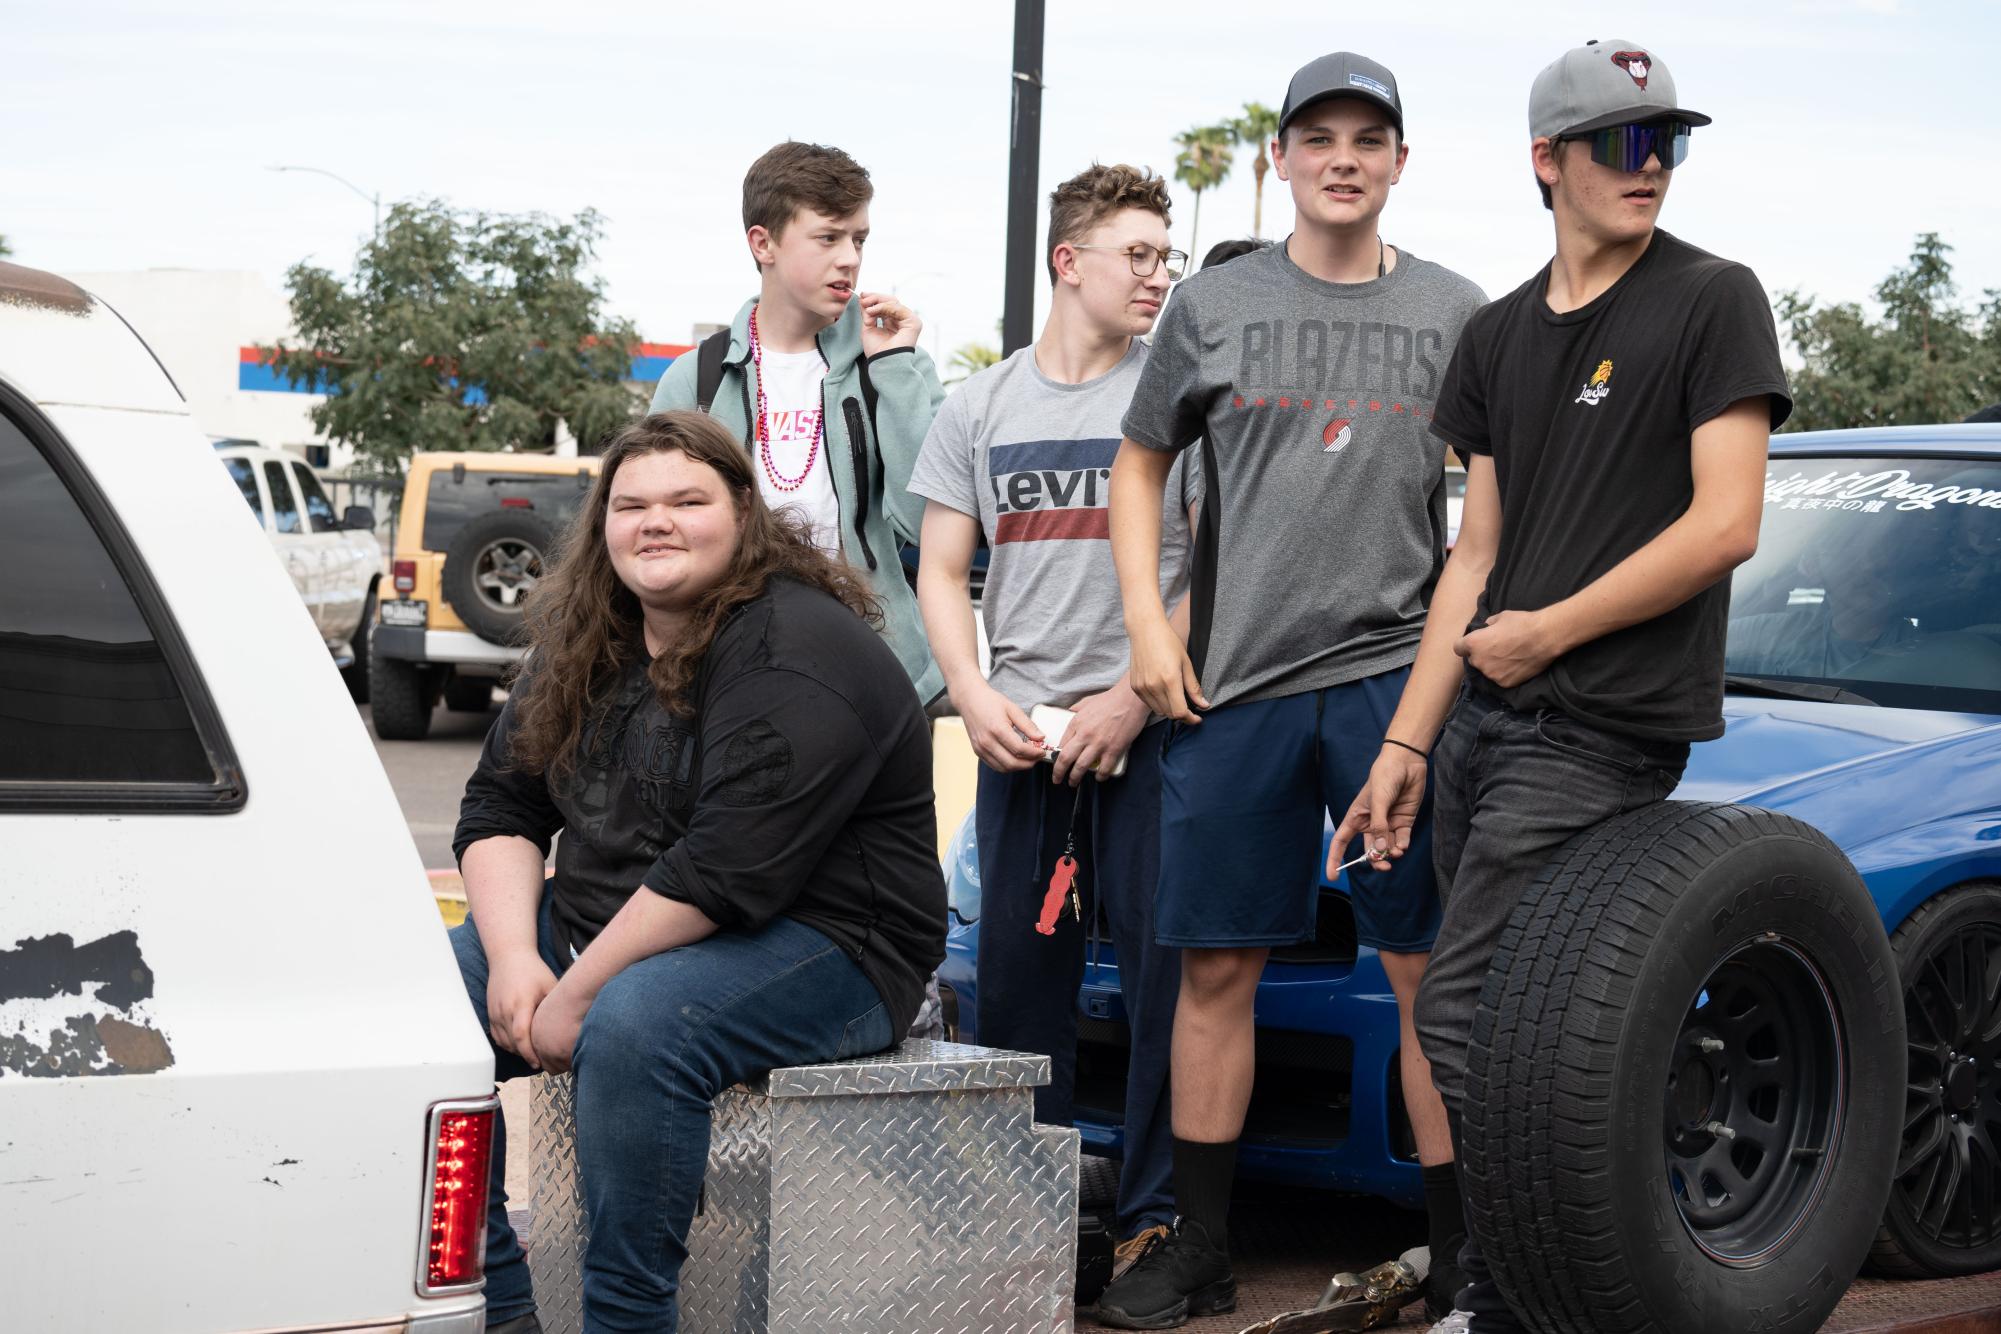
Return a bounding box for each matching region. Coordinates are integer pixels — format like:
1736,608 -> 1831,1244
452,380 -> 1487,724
748,304 -> 823,493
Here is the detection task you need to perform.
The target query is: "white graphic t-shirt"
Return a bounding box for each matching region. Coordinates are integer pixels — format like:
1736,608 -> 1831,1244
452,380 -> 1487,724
756,349 -> 841,557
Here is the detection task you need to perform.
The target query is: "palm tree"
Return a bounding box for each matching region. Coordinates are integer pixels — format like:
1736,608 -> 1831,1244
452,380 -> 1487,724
1229,102 -> 1282,237
1173,125 -> 1235,269
946,340 -> 1001,387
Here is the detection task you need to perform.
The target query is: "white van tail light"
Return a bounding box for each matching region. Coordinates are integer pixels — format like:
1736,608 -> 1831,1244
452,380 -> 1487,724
417,1095 -> 498,1296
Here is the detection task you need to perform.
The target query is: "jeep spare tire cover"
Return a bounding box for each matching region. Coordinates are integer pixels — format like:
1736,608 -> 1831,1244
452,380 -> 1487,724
1461,802 -> 1902,1334
442,509 -> 556,645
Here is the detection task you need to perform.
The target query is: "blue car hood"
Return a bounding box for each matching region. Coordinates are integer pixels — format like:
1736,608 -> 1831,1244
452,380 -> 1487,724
1677,696 -> 2001,853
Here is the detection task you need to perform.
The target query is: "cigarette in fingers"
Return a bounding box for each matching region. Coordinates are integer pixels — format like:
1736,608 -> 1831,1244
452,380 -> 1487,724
1334,847 -> 1389,874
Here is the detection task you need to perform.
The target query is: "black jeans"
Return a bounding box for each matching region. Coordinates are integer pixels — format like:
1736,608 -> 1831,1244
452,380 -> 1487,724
1416,684 -> 1689,1330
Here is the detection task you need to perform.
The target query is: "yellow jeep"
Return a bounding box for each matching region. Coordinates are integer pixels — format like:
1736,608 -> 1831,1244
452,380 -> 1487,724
370,451 -> 599,740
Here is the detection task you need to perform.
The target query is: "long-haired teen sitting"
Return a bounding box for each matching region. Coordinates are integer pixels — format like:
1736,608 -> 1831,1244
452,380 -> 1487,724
449,411 -> 945,1334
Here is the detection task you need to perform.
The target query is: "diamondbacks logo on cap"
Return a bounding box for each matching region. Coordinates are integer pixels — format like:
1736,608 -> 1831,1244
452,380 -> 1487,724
1323,417 -> 1354,452
1612,51 -> 1652,89
1575,359 -> 1615,406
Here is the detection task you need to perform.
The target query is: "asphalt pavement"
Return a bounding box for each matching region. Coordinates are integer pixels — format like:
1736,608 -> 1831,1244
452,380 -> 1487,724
363,693 -> 499,868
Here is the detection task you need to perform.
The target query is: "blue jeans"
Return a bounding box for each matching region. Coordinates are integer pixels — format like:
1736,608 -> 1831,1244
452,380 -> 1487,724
973,719 -> 1178,1236
450,889 -> 894,1333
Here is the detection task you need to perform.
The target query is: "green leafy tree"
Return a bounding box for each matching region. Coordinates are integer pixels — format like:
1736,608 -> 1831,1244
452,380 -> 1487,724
0,234 -> 12,259
1228,102 -> 1282,237
1778,233 -> 2001,431
262,201 -> 644,471
1173,125 -> 1235,268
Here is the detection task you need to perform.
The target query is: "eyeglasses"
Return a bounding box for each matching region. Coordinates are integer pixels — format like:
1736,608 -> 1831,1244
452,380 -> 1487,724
1562,121 -> 1691,173
1071,244 -> 1189,281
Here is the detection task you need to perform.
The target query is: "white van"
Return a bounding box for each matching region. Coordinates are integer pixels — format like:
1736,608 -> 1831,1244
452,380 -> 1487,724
0,262 -> 495,1332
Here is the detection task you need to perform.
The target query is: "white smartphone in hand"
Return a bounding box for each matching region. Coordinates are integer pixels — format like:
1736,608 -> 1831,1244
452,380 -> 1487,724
1028,704 -> 1129,779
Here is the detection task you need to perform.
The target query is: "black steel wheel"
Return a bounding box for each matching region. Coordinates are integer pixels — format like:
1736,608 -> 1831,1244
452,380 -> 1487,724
1462,802 -> 1903,1334
1664,939 -> 1844,1266
1870,882 -> 2001,1276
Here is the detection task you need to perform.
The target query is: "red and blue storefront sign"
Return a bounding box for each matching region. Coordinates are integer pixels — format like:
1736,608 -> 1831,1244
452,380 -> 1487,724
238,342 -> 693,394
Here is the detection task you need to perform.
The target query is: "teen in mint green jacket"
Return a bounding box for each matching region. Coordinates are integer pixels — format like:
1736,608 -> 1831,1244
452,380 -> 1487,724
652,295 -> 946,706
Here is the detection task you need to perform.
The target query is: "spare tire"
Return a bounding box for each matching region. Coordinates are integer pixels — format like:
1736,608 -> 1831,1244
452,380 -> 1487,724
1462,802 -> 1902,1334
442,509 -> 555,645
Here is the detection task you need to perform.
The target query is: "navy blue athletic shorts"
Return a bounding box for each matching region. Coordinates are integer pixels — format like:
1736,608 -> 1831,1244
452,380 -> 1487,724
1155,665 -> 1441,952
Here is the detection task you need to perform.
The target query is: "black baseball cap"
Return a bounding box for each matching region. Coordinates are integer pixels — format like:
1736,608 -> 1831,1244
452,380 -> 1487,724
1279,52 -> 1404,137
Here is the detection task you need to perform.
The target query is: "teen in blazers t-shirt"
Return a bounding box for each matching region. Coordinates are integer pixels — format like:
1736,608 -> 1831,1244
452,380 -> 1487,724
1431,229 -> 1792,740
1122,242 -> 1487,707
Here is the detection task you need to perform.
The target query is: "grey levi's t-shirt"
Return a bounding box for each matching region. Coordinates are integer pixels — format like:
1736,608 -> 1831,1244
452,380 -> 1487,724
1123,242 -> 1486,708
910,341 -> 1201,711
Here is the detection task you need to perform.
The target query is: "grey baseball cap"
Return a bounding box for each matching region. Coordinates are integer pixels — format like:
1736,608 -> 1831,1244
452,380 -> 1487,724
1280,52 -> 1404,136
1529,40 -> 1710,139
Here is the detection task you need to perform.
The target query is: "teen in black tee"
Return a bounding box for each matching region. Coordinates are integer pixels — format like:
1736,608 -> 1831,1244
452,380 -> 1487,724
1431,229 -> 1792,740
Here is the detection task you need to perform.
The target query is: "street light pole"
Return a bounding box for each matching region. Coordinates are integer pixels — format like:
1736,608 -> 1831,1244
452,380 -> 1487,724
1002,0 -> 1045,357
267,164 -> 381,239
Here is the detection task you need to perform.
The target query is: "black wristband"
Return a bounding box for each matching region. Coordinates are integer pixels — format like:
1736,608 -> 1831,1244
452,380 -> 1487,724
1384,737 -> 1429,760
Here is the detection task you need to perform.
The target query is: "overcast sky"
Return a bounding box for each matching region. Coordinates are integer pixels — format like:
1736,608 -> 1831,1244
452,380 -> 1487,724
9,0 -> 1997,368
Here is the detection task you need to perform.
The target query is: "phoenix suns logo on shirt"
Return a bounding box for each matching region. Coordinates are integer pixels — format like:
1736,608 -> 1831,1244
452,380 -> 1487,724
1574,359 -> 1615,406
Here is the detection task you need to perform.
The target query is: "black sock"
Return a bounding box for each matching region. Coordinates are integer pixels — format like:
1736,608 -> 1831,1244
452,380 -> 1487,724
1171,1137 -> 1237,1251
1422,1160 -> 1466,1280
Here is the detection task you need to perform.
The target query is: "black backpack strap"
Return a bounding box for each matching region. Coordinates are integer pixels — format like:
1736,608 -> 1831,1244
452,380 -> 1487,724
693,328 -> 733,414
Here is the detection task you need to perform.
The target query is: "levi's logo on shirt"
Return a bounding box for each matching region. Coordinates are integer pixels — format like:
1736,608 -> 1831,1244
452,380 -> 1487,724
987,437 -> 1118,544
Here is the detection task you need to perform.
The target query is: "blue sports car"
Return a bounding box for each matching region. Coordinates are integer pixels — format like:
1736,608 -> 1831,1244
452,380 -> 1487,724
936,423 -> 2001,1285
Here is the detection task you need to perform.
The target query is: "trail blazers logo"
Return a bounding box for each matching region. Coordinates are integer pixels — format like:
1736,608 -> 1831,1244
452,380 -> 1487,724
1612,51 -> 1651,89
1575,359 -> 1615,406
1322,417 -> 1354,452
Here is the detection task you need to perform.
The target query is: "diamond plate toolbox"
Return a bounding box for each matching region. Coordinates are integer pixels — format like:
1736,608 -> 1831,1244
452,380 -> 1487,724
529,1039 -> 1079,1333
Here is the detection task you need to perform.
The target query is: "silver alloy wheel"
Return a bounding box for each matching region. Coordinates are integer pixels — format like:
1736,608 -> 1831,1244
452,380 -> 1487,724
471,537 -> 542,611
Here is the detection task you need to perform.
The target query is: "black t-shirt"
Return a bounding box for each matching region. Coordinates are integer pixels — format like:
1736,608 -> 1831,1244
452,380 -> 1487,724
453,578 -> 946,1036
1431,230 -> 1792,740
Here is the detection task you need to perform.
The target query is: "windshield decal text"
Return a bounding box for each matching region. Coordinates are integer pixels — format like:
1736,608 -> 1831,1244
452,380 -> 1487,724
1765,468 -> 2001,513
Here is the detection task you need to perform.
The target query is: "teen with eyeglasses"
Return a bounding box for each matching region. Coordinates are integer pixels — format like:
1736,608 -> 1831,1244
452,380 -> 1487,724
1100,53 -> 1485,1329
1331,40 -> 1791,1333
910,165 -> 1200,1289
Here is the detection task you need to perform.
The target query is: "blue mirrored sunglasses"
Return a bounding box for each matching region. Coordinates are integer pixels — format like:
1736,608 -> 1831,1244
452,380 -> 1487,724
1567,121 -> 1691,173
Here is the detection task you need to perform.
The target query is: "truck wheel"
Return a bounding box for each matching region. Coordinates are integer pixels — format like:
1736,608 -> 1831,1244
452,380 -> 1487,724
441,510 -> 554,646
444,674 -> 495,714
341,584 -> 377,704
1868,882 -> 2001,1277
1461,802 -> 1903,1334
369,654 -> 433,741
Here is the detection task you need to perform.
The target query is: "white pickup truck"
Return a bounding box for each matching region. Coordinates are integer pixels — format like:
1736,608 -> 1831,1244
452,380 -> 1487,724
0,263 -> 496,1332
213,438 -> 383,699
